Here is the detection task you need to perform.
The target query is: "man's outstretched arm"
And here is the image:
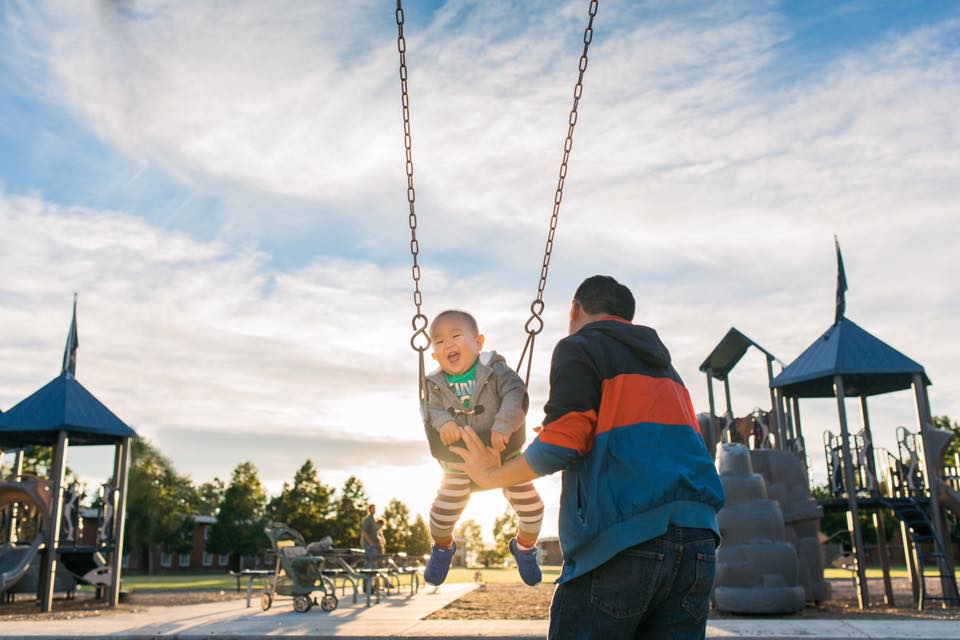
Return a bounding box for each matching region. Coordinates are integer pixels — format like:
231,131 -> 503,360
447,426 -> 539,489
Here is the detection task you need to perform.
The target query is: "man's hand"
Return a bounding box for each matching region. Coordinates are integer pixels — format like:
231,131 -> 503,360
490,431 -> 509,452
440,421 -> 462,446
448,427 -> 503,489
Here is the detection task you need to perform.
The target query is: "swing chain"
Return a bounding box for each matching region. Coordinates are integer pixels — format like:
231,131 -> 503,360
396,1 -> 430,355
517,0 -> 599,384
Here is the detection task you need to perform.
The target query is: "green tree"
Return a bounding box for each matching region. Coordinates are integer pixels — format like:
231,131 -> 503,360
124,439 -> 198,573
406,514 -> 431,556
331,475 -> 369,547
455,519 -> 484,557
195,478 -> 225,517
492,507 -> 518,561
266,459 -> 334,542
382,498 -> 412,553
207,462 -> 267,570
0,445 -> 79,485
477,548 -> 502,568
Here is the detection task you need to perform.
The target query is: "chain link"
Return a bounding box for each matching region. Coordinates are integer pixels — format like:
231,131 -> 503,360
397,1 -> 431,355
517,0 -> 599,383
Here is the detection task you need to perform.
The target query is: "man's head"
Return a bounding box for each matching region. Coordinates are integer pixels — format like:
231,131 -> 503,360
430,310 -> 484,375
569,275 -> 635,335
368,504 -> 376,515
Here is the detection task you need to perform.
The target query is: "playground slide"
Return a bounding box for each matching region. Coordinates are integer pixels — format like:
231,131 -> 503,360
0,536 -> 44,593
941,485 -> 960,520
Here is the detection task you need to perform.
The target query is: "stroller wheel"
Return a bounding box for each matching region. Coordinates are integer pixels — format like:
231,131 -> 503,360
260,592 -> 272,611
320,593 -> 338,612
293,594 -> 313,613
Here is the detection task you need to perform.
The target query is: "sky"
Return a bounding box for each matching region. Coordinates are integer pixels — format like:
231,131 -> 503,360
1,0 -> 959,542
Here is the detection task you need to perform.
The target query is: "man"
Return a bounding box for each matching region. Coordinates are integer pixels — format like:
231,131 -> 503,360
360,504 -> 380,591
450,275 -> 724,639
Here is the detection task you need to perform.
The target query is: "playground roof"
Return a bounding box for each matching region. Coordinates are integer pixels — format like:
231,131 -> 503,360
770,317 -> 929,398
0,373 -> 137,447
699,327 -> 777,380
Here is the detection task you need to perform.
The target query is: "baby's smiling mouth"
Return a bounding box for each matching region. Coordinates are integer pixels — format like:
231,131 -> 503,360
446,351 -> 461,365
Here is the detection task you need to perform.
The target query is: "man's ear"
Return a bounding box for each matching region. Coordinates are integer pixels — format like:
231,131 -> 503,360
570,299 -> 580,321
476,334 -> 485,350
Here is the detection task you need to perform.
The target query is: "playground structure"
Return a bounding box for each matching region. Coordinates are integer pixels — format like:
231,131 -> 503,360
261,522 -> 424,613
701,245 -> 959,611
0,297 -> 137,612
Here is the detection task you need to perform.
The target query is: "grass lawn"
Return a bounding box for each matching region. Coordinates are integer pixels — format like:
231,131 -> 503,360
117,565 -> 958,591
823,565 -> 960,580
118,566 -> 561,591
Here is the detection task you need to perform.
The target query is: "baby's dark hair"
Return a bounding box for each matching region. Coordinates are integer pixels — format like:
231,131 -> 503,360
574,275 -> 635,321
430,309 -> 479,336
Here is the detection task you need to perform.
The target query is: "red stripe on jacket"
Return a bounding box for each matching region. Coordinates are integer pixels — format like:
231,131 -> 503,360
597,373 -> 699,435
537,409 -> 597,454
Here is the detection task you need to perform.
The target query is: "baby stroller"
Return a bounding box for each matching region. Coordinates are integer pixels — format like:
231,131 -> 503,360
261,523 -> 338,613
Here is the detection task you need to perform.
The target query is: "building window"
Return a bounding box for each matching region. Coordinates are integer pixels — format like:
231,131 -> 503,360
203,526 -> 210,541
202,551 -> 213,567
122,555 -> 129,569
179,553 -> 191,568
160,552 -> 172,568
218,553 -> 229,566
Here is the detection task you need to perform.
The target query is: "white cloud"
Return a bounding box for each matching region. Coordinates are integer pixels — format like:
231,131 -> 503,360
2,1 -> 960,525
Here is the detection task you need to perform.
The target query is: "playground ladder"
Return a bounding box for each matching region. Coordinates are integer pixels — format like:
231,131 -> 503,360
883,497 -> 960,609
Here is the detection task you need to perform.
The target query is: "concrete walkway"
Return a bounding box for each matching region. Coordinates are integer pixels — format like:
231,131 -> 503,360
1,586 -> 959,639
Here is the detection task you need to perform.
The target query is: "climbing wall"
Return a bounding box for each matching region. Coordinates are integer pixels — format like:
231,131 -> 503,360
713,443 -> 806,614
750,449 -> 832,604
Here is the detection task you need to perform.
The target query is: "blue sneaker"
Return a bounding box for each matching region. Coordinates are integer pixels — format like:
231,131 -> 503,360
510,538 -> 542,586
424,542 -> 457,586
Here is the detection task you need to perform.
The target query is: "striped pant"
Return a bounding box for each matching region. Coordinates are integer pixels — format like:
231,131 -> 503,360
429,472 -> 544,547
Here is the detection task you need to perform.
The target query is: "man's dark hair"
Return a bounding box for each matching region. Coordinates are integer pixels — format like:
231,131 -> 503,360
430,309 -> 479,336
573,275 -> 635,321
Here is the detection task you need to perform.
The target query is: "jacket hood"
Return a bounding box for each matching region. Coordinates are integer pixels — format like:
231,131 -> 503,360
584,319 -> 672,368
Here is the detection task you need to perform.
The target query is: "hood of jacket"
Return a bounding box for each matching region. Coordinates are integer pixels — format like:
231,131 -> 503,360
582,318 -> 672,369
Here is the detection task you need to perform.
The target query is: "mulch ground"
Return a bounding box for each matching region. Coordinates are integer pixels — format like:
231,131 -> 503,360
427,578 -> 960,621
0,590 -> 245,622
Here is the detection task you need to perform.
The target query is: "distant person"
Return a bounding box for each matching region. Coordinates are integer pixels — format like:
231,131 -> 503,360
450,276 -> 725,640
361,504 -> 379,559
422,310 -> 544,587
376,518 -> 387,554
360,504 -> 380,593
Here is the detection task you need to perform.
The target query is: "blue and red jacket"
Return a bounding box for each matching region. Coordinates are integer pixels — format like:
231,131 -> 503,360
524,317 -> 724,583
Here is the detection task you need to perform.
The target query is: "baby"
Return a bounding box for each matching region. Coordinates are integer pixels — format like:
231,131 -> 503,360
423,310 -> 544,586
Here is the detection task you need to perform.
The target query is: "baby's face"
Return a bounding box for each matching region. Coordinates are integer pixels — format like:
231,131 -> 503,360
431,316 -> 484,375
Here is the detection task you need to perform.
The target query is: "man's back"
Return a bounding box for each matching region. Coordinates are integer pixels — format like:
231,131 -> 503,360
525,317 -> 724,583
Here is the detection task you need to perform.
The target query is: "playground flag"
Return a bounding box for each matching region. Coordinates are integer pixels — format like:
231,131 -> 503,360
835,237 -> 847,323
62,293 -> 79,378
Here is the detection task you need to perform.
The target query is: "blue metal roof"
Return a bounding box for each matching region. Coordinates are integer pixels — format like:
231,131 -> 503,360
770,317 -> 929,398
0,373 -> 137,447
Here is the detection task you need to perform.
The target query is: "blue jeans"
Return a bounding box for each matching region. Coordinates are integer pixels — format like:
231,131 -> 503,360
548,526 -> 718,640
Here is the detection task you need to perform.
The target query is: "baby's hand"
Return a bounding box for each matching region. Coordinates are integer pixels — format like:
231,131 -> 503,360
490,431 -> 509,452
440,422 -> 462,446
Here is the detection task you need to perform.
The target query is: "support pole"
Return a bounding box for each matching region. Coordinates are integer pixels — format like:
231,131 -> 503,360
705,371 -> 718,457
6,449 -> 24,543
792,396 -> 804,445
766,357 -> 784,449
723,376 -> 734,443
860,396 -> 894,606
913,373 -> 958,602
40,431 -> 69,613
108,437 -> 131,607
900,519 -> 921,607
835,376 -> 870,609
